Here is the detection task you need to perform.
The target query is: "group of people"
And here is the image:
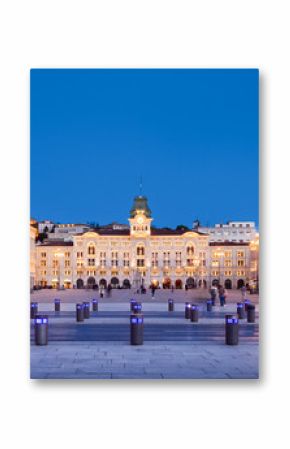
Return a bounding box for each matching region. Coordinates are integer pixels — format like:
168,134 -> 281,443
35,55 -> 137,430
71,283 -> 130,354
210,284 -> 227,306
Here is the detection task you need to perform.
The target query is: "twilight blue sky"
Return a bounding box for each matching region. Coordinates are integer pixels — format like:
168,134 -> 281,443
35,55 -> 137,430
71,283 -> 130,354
30,69 -> 259,228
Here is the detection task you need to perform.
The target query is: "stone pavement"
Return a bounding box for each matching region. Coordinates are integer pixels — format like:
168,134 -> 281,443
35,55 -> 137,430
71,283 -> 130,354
30,299 -> 259,380
30,287 -> 259,304
31,342 -> 259,379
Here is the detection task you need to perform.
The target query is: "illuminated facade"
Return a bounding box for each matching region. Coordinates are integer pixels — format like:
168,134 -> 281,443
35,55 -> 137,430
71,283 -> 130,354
33,196 -> 259,290
30,220 -> 38,289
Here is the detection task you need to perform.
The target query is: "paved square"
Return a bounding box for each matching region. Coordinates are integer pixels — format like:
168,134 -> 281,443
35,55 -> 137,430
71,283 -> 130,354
30,290 -> 259,379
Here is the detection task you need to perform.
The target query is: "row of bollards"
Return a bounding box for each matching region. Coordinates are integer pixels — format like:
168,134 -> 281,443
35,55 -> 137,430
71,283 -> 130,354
31,297 -> 256,346
205,298 -> 256,324
76,301 -> 98,321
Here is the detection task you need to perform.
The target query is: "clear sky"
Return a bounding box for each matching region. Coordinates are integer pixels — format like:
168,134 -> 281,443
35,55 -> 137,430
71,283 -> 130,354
31,69 -> 259,228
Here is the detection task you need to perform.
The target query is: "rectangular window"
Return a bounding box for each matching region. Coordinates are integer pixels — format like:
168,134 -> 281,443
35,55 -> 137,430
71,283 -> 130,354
41,252 -> 46,258
237,259 -> 245,267
88,258 -> 95,266
40,260 -> 46,267
65,260 -> 70,267
237,251 -> 245,257
137,259 -> 145,267
77,252 -> 83,258
224,251 -> 232,258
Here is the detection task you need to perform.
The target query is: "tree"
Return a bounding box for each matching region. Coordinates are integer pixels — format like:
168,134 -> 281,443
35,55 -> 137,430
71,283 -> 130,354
176,224 -> 190,231
36,232 -> 47,243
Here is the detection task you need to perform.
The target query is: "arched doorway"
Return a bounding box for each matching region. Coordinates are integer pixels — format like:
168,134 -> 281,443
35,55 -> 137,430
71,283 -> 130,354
225,279 -> 232,289
99,279 -> 107,289
111,277 -> 119,288
237,279 -> 245,289
198,280 -> 202,287
186,277 -> 195,289
123,279 -> 131,289
87,277 -> 96,288
151,280 -> 159,288
163,278 -> 171,289
76,279 -> 84,289
212,279 -> 219,286
202,280 -> 207,288
175,279 -> 182,289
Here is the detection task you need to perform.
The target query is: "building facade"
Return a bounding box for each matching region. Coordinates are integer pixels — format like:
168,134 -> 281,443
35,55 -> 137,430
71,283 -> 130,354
30,220 -> 38,289
197,221 -> 257,243
33,196 -> 259,290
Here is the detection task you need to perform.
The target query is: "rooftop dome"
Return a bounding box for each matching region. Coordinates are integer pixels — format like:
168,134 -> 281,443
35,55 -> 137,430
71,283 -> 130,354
130,195 -> 152,218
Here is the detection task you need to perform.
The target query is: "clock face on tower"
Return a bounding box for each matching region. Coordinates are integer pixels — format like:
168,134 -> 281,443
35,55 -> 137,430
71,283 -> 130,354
137,216 -> 144,224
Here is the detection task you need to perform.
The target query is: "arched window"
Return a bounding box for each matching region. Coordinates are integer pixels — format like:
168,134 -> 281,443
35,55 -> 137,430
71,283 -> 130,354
186,244 -> 194,256
88,244 -> 95,255
137,245 -> 145,256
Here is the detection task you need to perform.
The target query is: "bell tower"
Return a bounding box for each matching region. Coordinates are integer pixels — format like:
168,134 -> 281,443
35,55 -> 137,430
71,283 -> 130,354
129,195 -> 153,236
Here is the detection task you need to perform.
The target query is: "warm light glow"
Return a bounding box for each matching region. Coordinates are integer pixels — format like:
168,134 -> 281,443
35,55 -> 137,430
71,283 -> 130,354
54,252 -> 64,259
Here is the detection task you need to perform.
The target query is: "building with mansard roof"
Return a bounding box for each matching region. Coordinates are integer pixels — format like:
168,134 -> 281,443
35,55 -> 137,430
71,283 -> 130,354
32,195 -> 259,290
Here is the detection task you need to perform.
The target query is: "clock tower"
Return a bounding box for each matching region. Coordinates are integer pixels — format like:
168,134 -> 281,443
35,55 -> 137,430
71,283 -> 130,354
129,195 -> 152,236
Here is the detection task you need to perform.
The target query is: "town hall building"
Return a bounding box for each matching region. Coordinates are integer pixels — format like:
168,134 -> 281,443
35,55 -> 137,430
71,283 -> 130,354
31,195 -> 259,290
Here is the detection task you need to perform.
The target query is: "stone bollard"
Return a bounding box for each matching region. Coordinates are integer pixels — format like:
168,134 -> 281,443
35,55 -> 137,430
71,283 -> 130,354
185,302 -> 191,319
30,302 -> 38,319
132,302 -> 142,314
247,304 -> 256,323
83,301 -> 90,319
206,300 -> 212,312
237,302 -> 246,319
34,315 -> 48,346
225,315 -> 239,345
130,314 -> 144,345
76,303 -> 84,322
54,298 -> 61,312
190,304 -> 199,322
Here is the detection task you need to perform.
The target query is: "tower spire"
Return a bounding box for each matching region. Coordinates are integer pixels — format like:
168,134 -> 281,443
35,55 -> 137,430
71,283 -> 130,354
139,175 -> 143,196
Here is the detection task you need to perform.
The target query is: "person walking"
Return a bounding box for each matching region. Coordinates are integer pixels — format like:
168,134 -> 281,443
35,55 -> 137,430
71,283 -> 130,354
218,284 -> 226,307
